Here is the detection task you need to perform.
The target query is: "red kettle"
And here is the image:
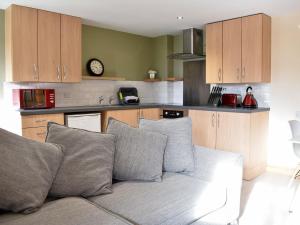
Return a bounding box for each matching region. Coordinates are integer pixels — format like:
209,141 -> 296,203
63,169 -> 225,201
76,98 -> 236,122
242,86 -> 258,108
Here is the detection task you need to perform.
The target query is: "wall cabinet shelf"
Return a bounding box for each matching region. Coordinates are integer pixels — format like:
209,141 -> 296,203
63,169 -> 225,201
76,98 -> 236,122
206,14 -> 271,84
82,75 -> 126,81
5,5 -> 82,83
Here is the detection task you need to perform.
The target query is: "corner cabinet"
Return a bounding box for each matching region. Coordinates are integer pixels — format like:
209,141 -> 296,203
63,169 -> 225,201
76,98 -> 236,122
206,14 -> 271,84
189,110 -> 269,180
5,5 -> 81,83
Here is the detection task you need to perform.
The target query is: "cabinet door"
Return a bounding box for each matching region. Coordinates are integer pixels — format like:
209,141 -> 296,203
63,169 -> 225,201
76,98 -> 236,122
242,14 -> 263,83
61,15 -> 82,83
206,22 -> 223,83
102,109 -> 139,131
215,112 -> 250,167
6,5 -> 38,82
189,110 -> 216,148
223,18 -> 242,83
38,10 -> 61,82
140,108 -> 161,120
22,127 -> 48,142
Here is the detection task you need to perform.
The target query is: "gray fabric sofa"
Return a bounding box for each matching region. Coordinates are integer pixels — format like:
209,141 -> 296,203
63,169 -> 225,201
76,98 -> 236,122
0,146 -> 243,225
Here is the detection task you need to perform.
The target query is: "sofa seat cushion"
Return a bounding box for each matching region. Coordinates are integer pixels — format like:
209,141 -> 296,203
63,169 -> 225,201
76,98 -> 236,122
89,173 -> 227,225
0,197 -> 132,225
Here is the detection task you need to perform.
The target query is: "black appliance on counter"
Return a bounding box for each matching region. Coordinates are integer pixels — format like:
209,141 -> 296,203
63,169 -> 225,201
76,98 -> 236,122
118,87 -> 140,105
207,86 -> 224,107
183,60 -> 210,106
162,110 -> 184,119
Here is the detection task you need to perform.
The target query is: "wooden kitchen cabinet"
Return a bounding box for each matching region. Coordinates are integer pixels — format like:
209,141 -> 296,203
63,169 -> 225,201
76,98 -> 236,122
242,14 -> 271,83
222,18 -> 242,83
189,110 -> 216,149
139,108 -> 161,120
102,109 -> 140,131
206,14 -> 271,84
206,22 -> 223,83
5,4 -> 82,83
22,113 -> 64,142
61,14 -> 82,83
189,110 -> 269,180
38,10 -> 61,82
5,5 -> 38,82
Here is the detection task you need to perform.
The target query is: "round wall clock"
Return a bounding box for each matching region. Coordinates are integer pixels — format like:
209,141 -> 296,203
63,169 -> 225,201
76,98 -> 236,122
87,58 -> 104,76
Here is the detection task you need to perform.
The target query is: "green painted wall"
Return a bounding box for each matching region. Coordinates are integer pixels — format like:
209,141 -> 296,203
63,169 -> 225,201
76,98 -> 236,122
173,34 -> 183,78
0,10 -> 5,99
82,25 -> 154,81
151,35 -> 174,79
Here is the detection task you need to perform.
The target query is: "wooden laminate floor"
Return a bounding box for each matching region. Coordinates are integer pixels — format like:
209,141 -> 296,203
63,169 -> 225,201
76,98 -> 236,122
240,171 -> 300,225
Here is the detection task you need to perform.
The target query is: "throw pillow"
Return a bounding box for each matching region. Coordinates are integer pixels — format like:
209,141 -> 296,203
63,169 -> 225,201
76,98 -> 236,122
46,123 -> 116,198
0,128 -> 63,214
106,118 -> 167,182
139,117 -> 194,172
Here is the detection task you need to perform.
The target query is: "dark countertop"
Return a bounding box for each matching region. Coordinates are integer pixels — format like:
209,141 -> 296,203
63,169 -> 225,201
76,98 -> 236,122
18,103 -> 270,115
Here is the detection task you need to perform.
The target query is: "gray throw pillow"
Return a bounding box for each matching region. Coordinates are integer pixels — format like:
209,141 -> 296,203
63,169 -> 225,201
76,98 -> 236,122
106,118 -> 167,182
46,123 -> 116,198
0,128 -> 63,214
139,117 -> 194,172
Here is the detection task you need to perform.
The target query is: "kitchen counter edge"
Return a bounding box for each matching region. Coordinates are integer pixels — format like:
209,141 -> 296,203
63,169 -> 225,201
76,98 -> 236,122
18,104 -> 270,115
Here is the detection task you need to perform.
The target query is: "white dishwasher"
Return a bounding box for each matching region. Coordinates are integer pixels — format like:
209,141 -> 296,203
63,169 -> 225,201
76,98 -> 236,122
65,113 -> 101,132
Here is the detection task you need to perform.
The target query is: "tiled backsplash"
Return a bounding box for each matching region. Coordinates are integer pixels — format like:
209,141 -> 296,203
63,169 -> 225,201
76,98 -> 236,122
2,81 -> 270,108
212,83 -> 271,107
3,80 -> 184,107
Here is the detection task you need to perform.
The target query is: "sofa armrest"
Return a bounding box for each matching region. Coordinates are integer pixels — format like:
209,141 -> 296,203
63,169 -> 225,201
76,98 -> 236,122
186,145 -> 243,224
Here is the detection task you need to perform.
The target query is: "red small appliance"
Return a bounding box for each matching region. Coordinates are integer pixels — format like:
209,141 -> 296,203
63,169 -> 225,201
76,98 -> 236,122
13,89 -> 55,109
221,94 -> 242,107
242,86 -> 258,108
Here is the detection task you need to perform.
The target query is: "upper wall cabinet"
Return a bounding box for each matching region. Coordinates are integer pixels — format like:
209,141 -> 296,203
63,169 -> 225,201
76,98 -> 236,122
206,14 -> 271,84
5,5 -> 82,83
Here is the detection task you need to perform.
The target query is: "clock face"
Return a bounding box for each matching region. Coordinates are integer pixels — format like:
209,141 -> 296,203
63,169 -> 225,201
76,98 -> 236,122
87,58 -> 104,76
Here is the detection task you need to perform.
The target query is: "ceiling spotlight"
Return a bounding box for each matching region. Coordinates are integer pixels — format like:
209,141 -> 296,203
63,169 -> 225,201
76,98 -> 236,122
177,16 -> 184,20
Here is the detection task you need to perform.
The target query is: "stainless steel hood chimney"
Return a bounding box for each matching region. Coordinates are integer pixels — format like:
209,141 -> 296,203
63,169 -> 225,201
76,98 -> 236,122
168,28 -> 205,61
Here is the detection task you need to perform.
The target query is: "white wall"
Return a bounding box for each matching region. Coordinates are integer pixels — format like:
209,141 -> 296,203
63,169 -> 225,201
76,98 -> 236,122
268,12 -> 300,168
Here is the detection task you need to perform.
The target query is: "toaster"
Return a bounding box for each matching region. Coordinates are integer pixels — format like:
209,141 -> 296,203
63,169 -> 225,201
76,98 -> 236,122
221,94 -> 242,107
118,87 -> 140,105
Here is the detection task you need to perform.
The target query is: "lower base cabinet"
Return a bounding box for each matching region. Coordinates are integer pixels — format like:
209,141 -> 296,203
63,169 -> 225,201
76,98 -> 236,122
22,113 -> 64,142
102,108 -> 161,131
189,110 -> 269,180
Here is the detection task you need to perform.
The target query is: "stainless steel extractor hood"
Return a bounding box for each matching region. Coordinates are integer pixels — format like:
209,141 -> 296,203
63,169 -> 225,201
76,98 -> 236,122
168,28 -> 205,61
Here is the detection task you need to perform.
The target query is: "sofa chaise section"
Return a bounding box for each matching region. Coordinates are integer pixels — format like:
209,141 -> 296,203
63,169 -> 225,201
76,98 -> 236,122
0,197 -> 133,225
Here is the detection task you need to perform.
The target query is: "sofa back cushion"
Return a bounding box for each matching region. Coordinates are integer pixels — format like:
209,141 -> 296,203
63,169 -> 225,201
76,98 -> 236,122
0,128 -> 63,214
106,118 -> 167,182
139,117 -> 194,172
46,123 -> 115,198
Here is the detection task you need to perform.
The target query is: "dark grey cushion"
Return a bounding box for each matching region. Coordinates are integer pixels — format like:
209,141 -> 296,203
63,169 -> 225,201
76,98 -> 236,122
106,118 -> 167,182
0,128 -> 63,214
46,123 -> 116,198
139,117 -> 194,172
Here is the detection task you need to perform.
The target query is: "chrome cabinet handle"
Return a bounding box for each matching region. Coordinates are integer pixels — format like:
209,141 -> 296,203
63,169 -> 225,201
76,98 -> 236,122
57,65 -> 61,80
237,68 -> 240,81
35,119 -> 47,123
242,67 -> 246,80
62,65 -> 67,80
217,113 -> 220,128
212,113 -> 215,127
218,68 -> 222,82
36,132 -> 46,136
33,64 -> 38,80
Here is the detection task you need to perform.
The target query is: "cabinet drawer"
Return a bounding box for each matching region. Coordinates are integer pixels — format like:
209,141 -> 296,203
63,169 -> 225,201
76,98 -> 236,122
22,113 -> 64,128
22,127 -> 48,142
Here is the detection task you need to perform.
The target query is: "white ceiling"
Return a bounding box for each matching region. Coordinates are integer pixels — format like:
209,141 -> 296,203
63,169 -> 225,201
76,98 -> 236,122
1,0 -> 299,37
